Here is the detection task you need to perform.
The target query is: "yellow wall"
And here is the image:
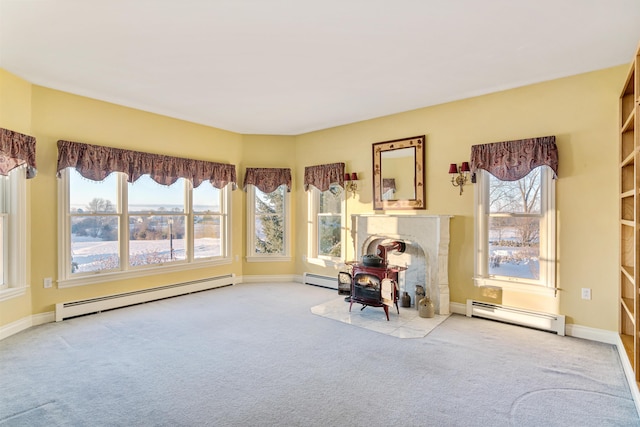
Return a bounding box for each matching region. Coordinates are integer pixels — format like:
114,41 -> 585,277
0,69 -> 33,325
0,63 -> 628,332
240,134 -> 297,276
296,65 -> 626,330
28,86 -> 246,315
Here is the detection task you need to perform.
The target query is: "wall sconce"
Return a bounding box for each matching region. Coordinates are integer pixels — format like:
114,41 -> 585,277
449,162 -> 470,195
344,172 -> 359,198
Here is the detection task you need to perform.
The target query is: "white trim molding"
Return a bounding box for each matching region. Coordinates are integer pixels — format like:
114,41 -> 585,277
0,311 -> 55,340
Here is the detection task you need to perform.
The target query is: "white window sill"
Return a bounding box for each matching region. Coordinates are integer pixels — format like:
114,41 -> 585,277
473,277 -> 558,297
246,255 -> 292,263
58,257 -> 232,288
0,286 -> 29,302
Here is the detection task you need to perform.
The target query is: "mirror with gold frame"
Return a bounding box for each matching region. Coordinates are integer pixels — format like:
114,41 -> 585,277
372,135 -> 425,210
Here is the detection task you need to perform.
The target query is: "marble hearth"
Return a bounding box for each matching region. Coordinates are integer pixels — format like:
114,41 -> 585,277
351,214 -> 452,315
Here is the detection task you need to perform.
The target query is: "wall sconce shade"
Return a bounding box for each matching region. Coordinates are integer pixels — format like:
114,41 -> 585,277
344,171 -> 359,197
449,162 -> 470,195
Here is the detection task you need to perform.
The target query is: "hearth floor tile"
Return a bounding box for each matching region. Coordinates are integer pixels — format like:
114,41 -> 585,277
311,296 -> 450,338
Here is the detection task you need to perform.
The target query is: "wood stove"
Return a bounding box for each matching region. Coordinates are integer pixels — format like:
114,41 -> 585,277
341,241 -> 407,321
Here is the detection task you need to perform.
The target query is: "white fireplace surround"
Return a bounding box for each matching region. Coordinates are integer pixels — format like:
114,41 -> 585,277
351,214 -> 452,315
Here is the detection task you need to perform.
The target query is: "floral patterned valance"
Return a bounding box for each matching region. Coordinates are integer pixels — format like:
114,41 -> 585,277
304,162 -> 345,192
243,168 -> 292,193
0,127 -> 37,179
470,136 -> 558,181
56,140 -> 237,189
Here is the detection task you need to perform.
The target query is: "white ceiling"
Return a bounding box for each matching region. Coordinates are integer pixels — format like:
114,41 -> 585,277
1,0 -> 640,135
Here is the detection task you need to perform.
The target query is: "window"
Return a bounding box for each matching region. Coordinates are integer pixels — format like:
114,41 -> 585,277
308,184 -> 343,260
59,168 -> 230,287
246,184 -> 290,261
0,166 -> 28,301
474,167 -> 556,292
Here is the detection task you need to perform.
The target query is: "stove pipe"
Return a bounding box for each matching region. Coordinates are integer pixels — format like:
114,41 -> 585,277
375,240 -> 406,264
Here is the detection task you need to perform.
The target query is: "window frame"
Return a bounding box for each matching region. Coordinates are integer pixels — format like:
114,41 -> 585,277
0,166 -> 28,301
57,169 -> 232,288
307,184 -> 344,265
473,167 -> 556,295
245,184 -> 291,262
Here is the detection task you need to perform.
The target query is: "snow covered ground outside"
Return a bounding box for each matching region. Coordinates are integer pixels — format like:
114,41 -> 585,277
488,245 -> 538,280
71,237 -> 221,272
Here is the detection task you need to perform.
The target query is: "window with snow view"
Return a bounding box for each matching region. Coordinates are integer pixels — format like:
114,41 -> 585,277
59,168 -> 230,286
474,167 -> 556,290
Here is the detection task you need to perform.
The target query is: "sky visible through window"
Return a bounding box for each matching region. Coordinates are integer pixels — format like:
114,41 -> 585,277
69,170 -> 220,212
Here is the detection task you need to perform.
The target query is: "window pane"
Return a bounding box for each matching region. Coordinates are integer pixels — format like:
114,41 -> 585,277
320,184 -> 342,214
488,216 -> 540,280
193,183 -> 221,213
489,169 -> 541,214
318,215 -> 341,257
129,215 -> 185,266
194,214 -> 221,258
69,169 -> 118,213
254,187 -> 284,254
71,216 -> 119,273
0,176 -> 5,286
0,215 -> 4,286
129,175 -> 185,214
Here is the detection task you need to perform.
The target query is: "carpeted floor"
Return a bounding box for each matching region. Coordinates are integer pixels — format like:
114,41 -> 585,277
1,282 -> 638,426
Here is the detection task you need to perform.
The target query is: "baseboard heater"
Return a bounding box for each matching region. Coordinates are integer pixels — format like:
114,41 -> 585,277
303,272 -> 337,290
466,299 -> 565,336
55,274 -> 235,322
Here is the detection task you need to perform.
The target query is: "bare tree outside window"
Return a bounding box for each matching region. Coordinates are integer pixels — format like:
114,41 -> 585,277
488,168 -> 541,280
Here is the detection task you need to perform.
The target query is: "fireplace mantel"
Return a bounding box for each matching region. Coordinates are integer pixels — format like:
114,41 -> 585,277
351,214 -> 452,314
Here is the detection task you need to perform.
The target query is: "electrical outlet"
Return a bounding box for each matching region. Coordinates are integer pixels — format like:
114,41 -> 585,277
581,288 -> 591,300
235,255 -> 239,262
43,277 -> 53,288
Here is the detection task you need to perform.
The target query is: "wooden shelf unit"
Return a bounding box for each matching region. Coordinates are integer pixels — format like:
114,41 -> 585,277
620,42 -> 640,381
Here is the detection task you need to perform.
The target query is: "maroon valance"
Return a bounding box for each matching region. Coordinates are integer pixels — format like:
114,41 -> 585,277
304,162 -> 345,192
56,140 -> 237,189
470,136 -> 558,181
0,128 -> 37,179
243,168 -> 291,193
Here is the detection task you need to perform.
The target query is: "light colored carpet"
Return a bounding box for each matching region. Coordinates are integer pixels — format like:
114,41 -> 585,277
0,282 -> 638,426
310,296 -> 449,338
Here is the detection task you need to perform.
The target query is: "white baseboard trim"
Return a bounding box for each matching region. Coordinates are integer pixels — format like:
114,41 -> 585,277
565,324 -> 619,344
0,311 -> 55,340
616,334 -> 640,416
450,302 -> 466,315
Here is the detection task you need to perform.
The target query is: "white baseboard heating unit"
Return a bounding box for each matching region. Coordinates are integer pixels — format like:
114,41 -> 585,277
55,274 -> 235,322
303,272 -> 337,290
466,299 -> 565,336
